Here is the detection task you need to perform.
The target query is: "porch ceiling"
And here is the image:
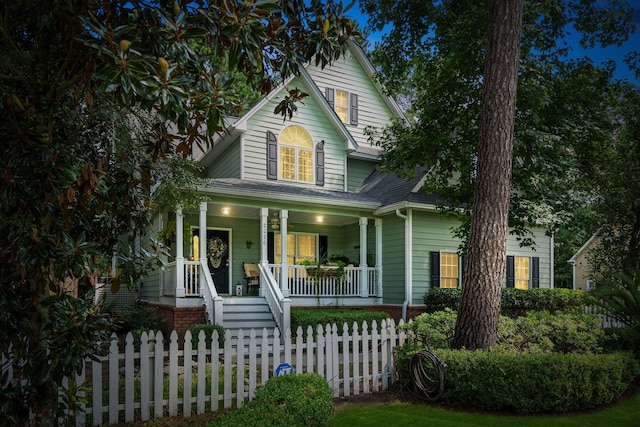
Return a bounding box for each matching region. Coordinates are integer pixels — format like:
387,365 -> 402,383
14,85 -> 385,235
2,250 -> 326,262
201,202 -> 361,227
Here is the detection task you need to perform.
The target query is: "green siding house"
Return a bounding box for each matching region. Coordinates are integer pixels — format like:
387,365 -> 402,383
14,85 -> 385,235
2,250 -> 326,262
141,40 -> 554,337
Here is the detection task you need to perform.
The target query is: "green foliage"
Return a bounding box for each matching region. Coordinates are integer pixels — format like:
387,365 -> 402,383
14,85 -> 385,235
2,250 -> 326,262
591,270 -> 640,332
497,311 -> 603,354
361,0 -> 635,247
423,287 -> 592,316
211,373 -> 333,427
290,309 -> 391,335
0,294 -> 110,423
0,1 -> 358,422
400,309 -> 603,354
398,308 -> 458,350
439,350 -> 639,413
600,327 -> 640,353
187,323 -> 226,349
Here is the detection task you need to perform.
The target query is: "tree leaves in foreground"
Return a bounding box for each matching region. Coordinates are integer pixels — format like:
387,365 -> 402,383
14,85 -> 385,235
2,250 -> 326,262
0,0 -> 358,423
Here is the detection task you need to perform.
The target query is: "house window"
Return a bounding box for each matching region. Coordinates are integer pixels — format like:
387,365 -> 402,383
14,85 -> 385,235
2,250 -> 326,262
278,125 -> 313,183
430,251 -> 464,288
275,232 -> 317,265
440,252 -> 459,289
335,90 -> 348,122
515,256 -> 529,290
325,88 -> 358,125
507,255 -> 540,289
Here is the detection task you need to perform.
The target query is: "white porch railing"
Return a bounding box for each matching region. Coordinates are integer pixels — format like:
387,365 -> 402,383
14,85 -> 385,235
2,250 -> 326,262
269,264 -> 380,298
200,261 -> 223,325
260,263 -> 290,335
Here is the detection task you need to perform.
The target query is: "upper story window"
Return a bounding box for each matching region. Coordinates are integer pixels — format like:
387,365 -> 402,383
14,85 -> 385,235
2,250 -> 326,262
266,127 -> 325,186
325,88 -> 358,126
278,125 -> 313,183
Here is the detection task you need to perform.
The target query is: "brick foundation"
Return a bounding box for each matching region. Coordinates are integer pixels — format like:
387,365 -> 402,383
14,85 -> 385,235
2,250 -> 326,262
144,302 -> 206,341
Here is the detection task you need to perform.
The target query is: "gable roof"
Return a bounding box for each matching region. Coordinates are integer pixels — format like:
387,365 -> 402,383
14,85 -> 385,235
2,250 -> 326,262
198,40 -> 405,167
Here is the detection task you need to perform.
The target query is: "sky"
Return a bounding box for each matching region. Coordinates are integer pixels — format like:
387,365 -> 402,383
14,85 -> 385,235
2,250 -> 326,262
348,1 -> 640,86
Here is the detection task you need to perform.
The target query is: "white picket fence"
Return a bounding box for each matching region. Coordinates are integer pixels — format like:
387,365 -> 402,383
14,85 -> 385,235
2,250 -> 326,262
584,305 -> 630,328
58,319 -> 406,426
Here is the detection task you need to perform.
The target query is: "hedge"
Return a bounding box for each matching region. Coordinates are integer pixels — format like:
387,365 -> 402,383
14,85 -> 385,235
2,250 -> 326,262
438,349 -> 639,413
423,287 -> 593,316
186,324 -> 225,348
211,373 -> 333,426
290,309 -> 390,335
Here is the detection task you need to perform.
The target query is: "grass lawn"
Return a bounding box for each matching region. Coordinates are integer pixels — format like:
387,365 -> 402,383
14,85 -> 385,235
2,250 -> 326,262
332,391 -> 640,427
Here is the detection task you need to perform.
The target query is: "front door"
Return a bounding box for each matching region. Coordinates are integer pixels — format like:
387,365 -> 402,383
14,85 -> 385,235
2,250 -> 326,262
195,228 -> 230,294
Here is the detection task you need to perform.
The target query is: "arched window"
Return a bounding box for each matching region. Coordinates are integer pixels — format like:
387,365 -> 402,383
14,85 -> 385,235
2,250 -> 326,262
279,125 -> 313,183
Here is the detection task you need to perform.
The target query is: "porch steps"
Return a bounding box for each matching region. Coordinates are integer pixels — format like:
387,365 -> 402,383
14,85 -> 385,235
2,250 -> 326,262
222,297 -> 278,342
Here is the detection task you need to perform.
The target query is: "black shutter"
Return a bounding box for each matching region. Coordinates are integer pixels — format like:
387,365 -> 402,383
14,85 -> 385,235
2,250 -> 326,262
325,88 -> 335,108
319,235 -> 328,261
315,140 -> 325,186
266,130 -> 277,180
267,232 -> 275,264
430,252 -> 440,288
531,257 -> 540,288
350,93 -> 358,125
460,254 -> 467,288
506,255 -> 515,288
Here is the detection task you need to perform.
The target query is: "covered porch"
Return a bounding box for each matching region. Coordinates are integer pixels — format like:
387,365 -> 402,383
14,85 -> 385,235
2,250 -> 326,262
157,201 -> 383,331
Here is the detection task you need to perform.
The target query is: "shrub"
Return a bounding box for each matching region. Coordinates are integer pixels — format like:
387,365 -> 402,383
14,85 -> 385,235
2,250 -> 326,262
400,310 -> 603,354
497,311 -> 603,354
290,309 -> 390,335
423,287 -> 592,316
600,327 -> 640,353
439,349 -> 639,413
186,324 -> 225,348
398,308 -> 457,350
119,305 -> 165,333
212,373 -> 333,426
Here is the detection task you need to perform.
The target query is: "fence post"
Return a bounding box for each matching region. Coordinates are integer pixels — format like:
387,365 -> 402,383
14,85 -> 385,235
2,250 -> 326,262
140,331 -> 150,421
153,331 -> 164,418
125,333 -> 135,423
184,331 -> 193,417
352,321 -> 360,396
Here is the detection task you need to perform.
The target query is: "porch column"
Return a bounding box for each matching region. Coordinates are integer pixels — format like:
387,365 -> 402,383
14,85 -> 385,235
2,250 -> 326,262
280,210 -> 289,297
260,208 -> 269,265
359,217 -> 368,297
175,207 -> 185,298
199,202 -> 207,264
375,218 -> 383,297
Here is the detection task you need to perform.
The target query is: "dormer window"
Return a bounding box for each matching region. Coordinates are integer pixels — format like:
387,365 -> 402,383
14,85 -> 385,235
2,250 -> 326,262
325,88 -> 358,126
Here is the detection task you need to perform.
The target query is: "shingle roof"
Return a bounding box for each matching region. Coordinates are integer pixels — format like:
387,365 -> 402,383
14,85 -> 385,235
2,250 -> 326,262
357,167 -> 443,206
199,168 -> 443,211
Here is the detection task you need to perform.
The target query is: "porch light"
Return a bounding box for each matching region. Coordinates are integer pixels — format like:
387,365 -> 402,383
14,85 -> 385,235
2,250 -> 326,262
315,215 -> 324,223
222,207 -> 230,215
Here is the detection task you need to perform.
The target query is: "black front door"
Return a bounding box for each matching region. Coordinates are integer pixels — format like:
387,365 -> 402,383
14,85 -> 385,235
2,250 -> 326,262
205,229 -> 230,294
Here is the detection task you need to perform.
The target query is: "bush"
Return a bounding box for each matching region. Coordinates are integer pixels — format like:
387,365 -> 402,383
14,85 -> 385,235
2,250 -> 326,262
290,309 -> 391,335
600,327 -> 640,353
423,287 -> 592,316
400,310 -> 604,354
439,349 -> 639,413
212,373 -> 333,426
186,324 -> 225,349
398,308 -> 457,350
497,311 -> 603,354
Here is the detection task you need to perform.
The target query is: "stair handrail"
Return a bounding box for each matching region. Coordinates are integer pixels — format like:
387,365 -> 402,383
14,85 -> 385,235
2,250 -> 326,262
200,260 -> 223,325
259,262 -> 290,335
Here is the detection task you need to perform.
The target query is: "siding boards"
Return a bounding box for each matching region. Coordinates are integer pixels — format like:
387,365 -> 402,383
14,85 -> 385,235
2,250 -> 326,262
244,78 -> 345,191
305,51 -> 394,151
206,138 -> 241,178
381,215 -> 405,304
347,158 -> 377,191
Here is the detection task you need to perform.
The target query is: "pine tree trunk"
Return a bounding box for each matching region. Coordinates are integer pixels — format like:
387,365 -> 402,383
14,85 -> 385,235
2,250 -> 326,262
453,0 -> 524,350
